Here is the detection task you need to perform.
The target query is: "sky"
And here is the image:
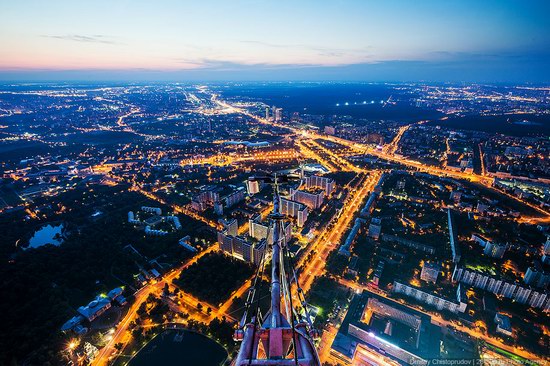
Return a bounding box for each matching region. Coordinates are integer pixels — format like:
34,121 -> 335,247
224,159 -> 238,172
0,0 -> 549,82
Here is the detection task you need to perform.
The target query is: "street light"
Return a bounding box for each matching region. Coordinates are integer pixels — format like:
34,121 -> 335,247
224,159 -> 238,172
67,339 -> 79,351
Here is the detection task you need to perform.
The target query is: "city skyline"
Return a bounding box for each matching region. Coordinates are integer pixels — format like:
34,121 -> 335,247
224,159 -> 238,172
1,0 -> 549,82
1,2 -> 549,365
1,82 -> 548,365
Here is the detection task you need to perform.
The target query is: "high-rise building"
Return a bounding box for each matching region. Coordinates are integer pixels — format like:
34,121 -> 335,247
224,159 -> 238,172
339,218 -> 366,256
249,213 -> 270,241
218,230 -> 234,253
543,239 -> 550,265
290,188 -> 324,209
494,313 -> 513,336
450,191 -> 462,203
372,260 -> 385,285
304,175 -> 335,196
360,192 -> 379,218
242,239 -> 267,265
471,234 -> 506,259
246,179 -> 261,195
324,126 -> 336,135
217,231 -> 266,266
192,189 -> 220,211
219,218 -> 238,237
248,213 -> 291,244
280,197 -> 309,227
448,209 -> 461,263
141,206 -> 162,215
544,237 -> 550,256
524,266 -> 550,288
483,242 -> 507,259
223,189 -> 246,208
452,266 -> 550,310
214,201 -> 224,215
396,179 -> 406,190
275,107 -> 282,122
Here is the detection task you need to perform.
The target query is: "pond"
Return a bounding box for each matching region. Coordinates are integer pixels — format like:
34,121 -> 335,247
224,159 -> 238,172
27,223 -> 65,249
128,329 -> 228,366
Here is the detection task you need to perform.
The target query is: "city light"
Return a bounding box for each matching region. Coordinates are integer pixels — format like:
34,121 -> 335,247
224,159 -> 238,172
1,17 -> 549,364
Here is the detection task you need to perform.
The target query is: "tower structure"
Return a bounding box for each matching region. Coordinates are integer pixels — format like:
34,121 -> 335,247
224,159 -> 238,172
233,173 -> 321,366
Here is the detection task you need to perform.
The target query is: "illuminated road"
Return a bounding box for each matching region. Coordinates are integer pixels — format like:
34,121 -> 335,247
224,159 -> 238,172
91,245 -> 217,366
132,186 -> 222,230
296,139 -> 339,172
115,108 -> 140,129
180,148 -> 300,167
298,171 -> 382,295
306,138 -> 363,173
293,171 -> 381,364
309,131 -> 550,220
382,120 -> 428,156
182,89 -> 550,365
212,94 -> 549,222
217,278 -> 253,317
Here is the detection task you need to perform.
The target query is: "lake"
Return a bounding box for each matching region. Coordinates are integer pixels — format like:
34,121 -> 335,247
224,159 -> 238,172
128,329 -> 228,366
27,223 -> 65,249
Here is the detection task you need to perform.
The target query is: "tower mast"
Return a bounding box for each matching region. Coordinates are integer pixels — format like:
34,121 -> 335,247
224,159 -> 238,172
233,173 -> 321,366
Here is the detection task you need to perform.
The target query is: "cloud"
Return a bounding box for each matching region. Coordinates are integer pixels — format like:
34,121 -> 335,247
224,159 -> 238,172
171,57 -> 322,71
2,48 -> 549,83
43,34 -> 120,45
242,40 -> 373,54
240,40 -> 376,64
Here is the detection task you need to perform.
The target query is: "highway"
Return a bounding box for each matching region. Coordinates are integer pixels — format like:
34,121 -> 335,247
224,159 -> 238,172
298,171 -> 382,294
215,94 -> 550,222
293,171 -> 381,364
382,120 -> 421,156
309,130 -> 550,221
93,93 -> 549,365
91,245 -> 217,366
208,95 -> 550,363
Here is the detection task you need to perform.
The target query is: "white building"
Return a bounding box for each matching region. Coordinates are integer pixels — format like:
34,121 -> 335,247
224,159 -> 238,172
393,281 -> 467,313
280,197 -> 309,227
141,206 -> 162,215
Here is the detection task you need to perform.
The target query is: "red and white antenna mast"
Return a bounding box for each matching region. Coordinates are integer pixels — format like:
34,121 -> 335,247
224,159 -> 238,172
233,173 -> 321,366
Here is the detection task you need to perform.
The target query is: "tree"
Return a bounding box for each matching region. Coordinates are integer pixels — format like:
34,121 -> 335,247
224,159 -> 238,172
172,252 -> 254,304
147,293 -> 157,303
326,250 -> 349,276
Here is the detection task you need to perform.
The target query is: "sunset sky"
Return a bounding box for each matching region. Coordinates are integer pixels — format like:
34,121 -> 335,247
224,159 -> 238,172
1,0 -> 549,81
